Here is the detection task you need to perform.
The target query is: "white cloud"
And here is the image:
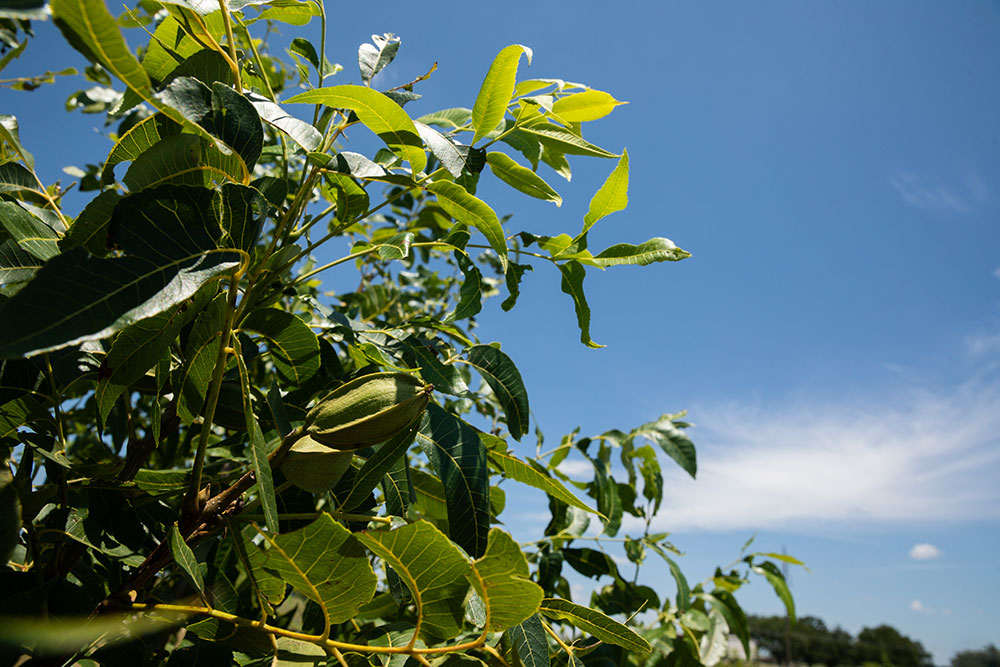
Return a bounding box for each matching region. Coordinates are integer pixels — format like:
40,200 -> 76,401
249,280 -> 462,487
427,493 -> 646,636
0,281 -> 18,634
910,600 -> 932,613
993,267 -> 1000,280
633,373 -> 1000,533
558,459 -> 595,478
889,169 -> 990,215
909,543 -> 942,560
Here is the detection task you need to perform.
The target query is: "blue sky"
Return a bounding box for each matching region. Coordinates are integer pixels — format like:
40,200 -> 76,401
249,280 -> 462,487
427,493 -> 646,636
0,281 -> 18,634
5,0 -> 1000,663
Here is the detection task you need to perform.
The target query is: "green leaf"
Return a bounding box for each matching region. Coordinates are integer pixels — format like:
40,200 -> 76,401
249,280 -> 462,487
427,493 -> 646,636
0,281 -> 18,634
754,552 -> 807,567
520,123 -> 619,158
61,190 -> 120,256
238,308 -> 321,386
581,150 -> 628,236
123,134 -> 246,191
509,614 -> 550,667
101,113 -> 179,184
415,121 -> 472,179
217,183 -> 267,253
558,260 -> 603,349
0,202 -> 59,261
324,172 -> 370,223
51,0 -> 151,101
417,107 -> 473,130
358,32 -> 400,85
255,514 -> 377,624
551,90 -> 625,123
562,547 -> 622,580
486,152 -> 561,206
472,45 -> 532,145
103,286 -> 213,387
590,446 -> 622,536
752,561 -> 796,622
286,85 -> 427,173
341,423 -> 418,512
253,0 -> 322,26
0,240 -> 42,285
633,415 -> 697,479
427,181 -> 508,271
539,598 -> 650,652
417,404 -> 490,559
592,238 -> 690,267
177,294 -> 227,424
487,450 -> 600,517
444,250 -> 482,324
0,161 -> 40,195
246,92 -> 322,152
467,529 -> 542,631
400,337 -> 470,397
356,520 -> 471,643
234,338 -> 279,534
464,344 -> 529,440
168,523 -> 205,595
0,115 -> 34,168
0,185 -> 240,358
648,541 -> 690,611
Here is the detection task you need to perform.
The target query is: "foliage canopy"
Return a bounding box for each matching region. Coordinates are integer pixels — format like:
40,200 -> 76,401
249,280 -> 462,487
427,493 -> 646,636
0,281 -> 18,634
0,1 -> 799,665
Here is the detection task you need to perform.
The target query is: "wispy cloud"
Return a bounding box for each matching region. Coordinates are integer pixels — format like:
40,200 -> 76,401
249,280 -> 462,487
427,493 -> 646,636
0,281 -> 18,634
635,373 -> 1000,533
909,543 -> 942,560
889,169 -> 990,215
910,599 -> 932,613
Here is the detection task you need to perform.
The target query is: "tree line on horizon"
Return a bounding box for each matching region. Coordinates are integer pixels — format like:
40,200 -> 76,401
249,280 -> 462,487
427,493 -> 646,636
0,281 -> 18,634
745,616 -> 997,667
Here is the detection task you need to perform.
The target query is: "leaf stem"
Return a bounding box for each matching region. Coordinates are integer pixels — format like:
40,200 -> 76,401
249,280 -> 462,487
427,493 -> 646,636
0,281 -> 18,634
218,0 -> 242,92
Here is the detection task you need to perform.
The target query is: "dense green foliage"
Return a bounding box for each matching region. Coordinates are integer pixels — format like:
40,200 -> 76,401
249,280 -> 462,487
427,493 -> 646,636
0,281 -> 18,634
951,645 -> 1000,667
748,616 -> 933,667
0,1 -> 799,665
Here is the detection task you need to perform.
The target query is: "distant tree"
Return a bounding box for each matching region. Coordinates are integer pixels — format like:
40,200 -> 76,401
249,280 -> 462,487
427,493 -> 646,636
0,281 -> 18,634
951,645 -> 1000,667
855,625 -> 933,667
749,615 -> 854,666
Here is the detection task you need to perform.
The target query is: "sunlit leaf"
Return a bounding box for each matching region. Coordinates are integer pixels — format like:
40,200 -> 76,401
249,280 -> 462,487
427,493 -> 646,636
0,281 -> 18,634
247,92 -> 323,152
551,90 -> 625,123
168,523 -> 205,595
581,150 -> 628,236
487,450 -> 600,517
468,529 -> 542,630
521,123 -> 618,159
255,514 -> 376,623
486,152 -> 561,206
472,44 -> 532,145
427,181 -> 508,271
356,520 -> 470,643
287,85 -> 427,173
592,238 -> 690,267
0,202 -> 59,261
238,308 -> 320,386
539,598 -> 650,652
358,32 -> 400,85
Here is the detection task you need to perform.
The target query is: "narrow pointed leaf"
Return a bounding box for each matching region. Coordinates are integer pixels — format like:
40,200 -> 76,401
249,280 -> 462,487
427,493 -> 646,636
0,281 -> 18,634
286,85 -> 426,173
468,529 -> 542,630
51,0 -> 151,100
464,344 -> 528,440
177,295 -> 227,424
444,250 -> 483,324
647,540 -> 690,612
558,261 -> 603,349
581,150 -> 628,235
417,404 -> 490,558
486,152 -> 561,206
592,238 -> 690,267
417,107 -> 473,130
234,339 -> 279,534
255,514 -> 377,623
0,115 -> 33,168
633,416 -> 697,479
168,524 -> 205,594
102,114 -> 179,184
488,450 -> 600,517
356,520 -> 471,643
0,202 -> 59,260
341,423 -> 418,511
238,308 -> 321,386
539,598 -> 650,652
521,123 -> 618,158
427,181 -> 507,271
551,90 -> 625,123
752,561 -> 796,622
472,45 -> 532,145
